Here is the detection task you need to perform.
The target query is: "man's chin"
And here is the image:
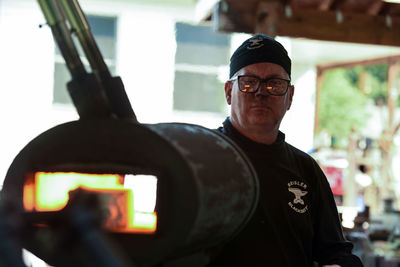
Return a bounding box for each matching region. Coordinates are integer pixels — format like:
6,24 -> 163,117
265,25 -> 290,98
248,113 -> 272,124
248,118 -> 275,129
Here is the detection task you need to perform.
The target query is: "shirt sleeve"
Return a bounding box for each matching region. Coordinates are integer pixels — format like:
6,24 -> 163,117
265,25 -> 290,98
310,160 -> 363,267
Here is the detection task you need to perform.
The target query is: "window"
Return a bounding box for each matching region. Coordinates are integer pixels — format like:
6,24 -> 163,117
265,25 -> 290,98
173,22 -> 231,113
53,15 -> 117,104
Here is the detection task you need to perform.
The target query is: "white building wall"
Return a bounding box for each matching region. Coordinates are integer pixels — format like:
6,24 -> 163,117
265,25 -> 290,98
0,0 -> 60,184
117,8 -> 176,123
281,63 -> 316,153
0,0 -> 197,185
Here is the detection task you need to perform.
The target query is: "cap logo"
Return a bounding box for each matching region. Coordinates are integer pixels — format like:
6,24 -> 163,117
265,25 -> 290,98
247,37 -> 264,50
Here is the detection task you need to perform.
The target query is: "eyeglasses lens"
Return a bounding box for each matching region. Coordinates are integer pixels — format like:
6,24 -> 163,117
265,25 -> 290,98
239,76 -> 258,93
269,79 -> 288,95
238,76 -> 289,95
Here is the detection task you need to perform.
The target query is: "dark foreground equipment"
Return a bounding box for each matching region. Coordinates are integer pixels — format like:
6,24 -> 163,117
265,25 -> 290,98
0,1 -> 259,266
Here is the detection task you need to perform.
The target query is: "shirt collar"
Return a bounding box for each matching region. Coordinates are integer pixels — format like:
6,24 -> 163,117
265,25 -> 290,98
222,117 -> 285,153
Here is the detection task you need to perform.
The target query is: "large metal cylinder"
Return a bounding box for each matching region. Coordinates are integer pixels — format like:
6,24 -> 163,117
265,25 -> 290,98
1,119 -> 258,266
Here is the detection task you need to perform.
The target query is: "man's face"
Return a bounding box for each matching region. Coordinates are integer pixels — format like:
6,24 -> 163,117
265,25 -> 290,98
224,62 -> 294,137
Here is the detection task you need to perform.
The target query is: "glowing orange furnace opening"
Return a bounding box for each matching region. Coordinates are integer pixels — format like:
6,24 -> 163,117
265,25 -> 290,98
23,172 -> 157,234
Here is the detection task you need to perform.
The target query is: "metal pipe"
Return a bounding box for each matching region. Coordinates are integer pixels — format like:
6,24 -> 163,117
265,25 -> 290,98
59,0 -> 136,120
37,0 -> 86,80
60,0 -> 112,82
39,0 -> 136,120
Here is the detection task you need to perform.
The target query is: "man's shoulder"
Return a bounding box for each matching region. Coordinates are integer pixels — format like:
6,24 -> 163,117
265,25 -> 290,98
284,142 -> 320,170
285,142 -> 312,159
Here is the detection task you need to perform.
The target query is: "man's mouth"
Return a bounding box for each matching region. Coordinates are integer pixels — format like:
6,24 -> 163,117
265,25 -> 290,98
250,105 -> 270,111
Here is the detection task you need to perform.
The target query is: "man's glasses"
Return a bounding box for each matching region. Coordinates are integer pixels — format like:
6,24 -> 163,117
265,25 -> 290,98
229,75 -> 291,96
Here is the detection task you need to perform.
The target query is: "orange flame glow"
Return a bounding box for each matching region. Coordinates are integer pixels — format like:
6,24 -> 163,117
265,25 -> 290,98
23,172 -> 157,234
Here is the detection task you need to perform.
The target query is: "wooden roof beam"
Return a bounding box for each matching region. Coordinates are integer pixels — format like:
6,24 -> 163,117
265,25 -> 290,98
318,0 -> 335,11
252,2 -> 400,46
211,0 -> 400,46
367,0 -> 384,16
317,54 -> 400,72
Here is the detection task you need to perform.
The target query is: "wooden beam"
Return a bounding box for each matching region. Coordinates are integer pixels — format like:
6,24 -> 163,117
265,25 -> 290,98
387,59 -> 399,129
358,71 -> 369,94
367,0 -> 384,16
274,6 -> 400,46
318,54 -> 400,71
212,1 -> 400,47
212,0 -> 257,33
314,67 -> 324,139
329,0 -> 347,10
254,1 -> 281,36
318,0 -> 335,11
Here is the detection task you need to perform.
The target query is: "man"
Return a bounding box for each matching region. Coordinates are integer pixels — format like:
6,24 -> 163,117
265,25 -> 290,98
208,34 -> 363,267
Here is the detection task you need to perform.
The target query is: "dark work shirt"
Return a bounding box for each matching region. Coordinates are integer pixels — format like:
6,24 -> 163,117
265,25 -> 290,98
208,118 -> 363,267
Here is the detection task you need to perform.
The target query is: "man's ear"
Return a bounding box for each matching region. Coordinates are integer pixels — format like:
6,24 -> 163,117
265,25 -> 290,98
286,85 -> 295,110
225,81 -> 232,105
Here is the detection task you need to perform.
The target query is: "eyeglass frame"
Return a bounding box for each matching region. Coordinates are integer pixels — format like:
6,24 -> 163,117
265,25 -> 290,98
228,75 -> 291,96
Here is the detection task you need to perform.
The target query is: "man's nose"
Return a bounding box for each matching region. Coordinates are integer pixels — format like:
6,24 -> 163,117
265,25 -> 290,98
254,83 -> 270,97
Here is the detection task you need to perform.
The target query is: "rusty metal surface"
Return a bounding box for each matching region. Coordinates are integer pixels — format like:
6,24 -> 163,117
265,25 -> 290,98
146,123 -> 259,254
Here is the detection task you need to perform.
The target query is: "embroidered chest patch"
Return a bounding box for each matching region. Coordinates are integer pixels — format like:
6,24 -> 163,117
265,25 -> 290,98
288,180 -> 309,214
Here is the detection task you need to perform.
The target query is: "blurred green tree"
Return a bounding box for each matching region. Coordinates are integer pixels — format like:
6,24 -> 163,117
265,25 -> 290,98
346,64 -> 388,106
318,68 -> 370,146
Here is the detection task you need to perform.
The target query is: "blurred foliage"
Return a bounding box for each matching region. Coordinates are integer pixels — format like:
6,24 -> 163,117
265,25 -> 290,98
319,69 -> 370,145
318,63 -> 400,147
345,64 -> 389,106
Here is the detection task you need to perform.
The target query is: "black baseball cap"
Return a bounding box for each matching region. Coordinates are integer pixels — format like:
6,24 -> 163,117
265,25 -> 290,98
229,34 -> 291,78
